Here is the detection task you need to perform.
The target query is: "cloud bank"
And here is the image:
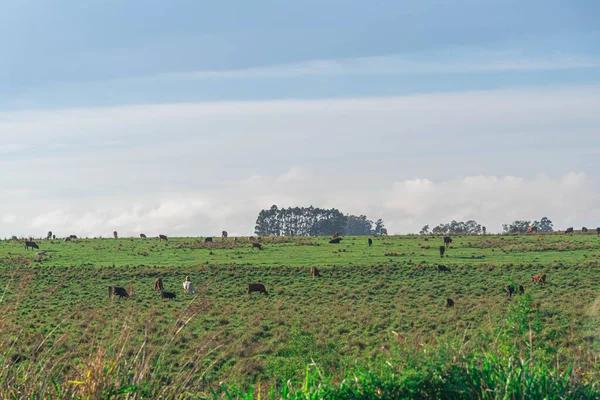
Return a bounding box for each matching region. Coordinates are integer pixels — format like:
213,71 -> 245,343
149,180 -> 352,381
1,86 -> 599,237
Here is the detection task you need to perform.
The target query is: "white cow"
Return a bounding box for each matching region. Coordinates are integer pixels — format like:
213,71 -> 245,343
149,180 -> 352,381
183,276 -> 196,294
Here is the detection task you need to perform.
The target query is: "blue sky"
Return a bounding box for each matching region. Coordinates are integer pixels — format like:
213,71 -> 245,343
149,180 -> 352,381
1,1 -> 600,236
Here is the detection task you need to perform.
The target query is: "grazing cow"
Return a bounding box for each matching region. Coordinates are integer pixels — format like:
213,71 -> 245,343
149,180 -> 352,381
368,238 -> 373,247
140,233 -> 147,238
582,227 -> 588,233
310,266 -> 320,278
159,234 -> 168,241
439,246 -> 445,258
108,286 -> 129,299
597,227 -> 600,236
518,285 -> 525,295
36,251 -> 46,256
161,291 -> 176,301
527,226 -> 537,234
154,277 -> 164,292
257,236 -> 263,243
531,273 -> 547,286
506,285 -> 515,297
205,237 -> 213,243
70,235 -> 77,239
25,241 -> 39,250
329,237 -> 342,244
380,228 -> 388,236
446,298 -> 454,308
565,227 -> 574,234
113,231 -> 118,239
248,283 -> 268,295
46,231 -> 52,240
52,234 -> 56,240
252,242 -> 263,250
437,264 -> 451,273
64,237 -> 71,242
183,276 -> 196,294
444,237 -> 452,248
482,226 -> 486,235
333,232 -> 340,238
222,231 -> 228,239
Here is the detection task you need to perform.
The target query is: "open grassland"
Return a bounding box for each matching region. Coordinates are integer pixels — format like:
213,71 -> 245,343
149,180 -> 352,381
1,233 -> 600,398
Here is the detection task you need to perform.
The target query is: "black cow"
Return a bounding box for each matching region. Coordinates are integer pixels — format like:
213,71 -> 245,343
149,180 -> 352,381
25,241 -> 39,250
159,234 -> 168,241
64,237 -> 71,242
46,231 -> 52,240
368,238 -> 373,247
446,298 -> 454,308
444,237 -> 452,248
161,291 -> 176,301
565,227 -> 574,234
437,264 -> 451,273
205,237 -> 213,243
597,227 -> 600,236
518,284 -> 525,295
248,284 -> 268,295
439,246 -> 445,257
329,237 -> 342,244
506,285 -> 515,297
140,233 -> 147,238
108,286 -> 129,299
252,242 -> 263,250
70,235 -> 77,239
222,231 -> 228,239
582,227 -> 588,233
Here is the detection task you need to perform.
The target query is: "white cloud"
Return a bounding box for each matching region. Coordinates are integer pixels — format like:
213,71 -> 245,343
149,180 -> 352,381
155,52 -> 600,80
1,86 -> 599,237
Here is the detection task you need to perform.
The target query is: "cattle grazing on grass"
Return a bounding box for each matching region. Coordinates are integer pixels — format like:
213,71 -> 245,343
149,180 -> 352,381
506,285 -> 515,297
113,231 -> 118,239
222,231 -> 228,239
70,235 -> 77,239
519,284 -> 525,295
565,227 -> 574,234
64,237 -> 71,242
154,278 -> 164,292
444,237 -> 452,247
140,233 -> 147,238
531,273 -> 546,286
25,241 -> 39,250
437,264 -> 451,273
582,227 -> 588,233
597,227 -> 600,236
368,238 -> 373,247
482,226 -> 486,235
439,246 -> 445,258
52,234 -> 56,240
108,286 -> 129,299
446,298 -> 454,308
248,284 -> 268,295
527,226 -> 537,234
380,228 -> 388,236
159,234 -> 168,241
205,237 -> 213,243
161,291 -> 176,301
252,242 -> 263,250
183,276 -> 196,294
329,237 -> 342,244
310,266 -> 320,278
46,231 -> 52,240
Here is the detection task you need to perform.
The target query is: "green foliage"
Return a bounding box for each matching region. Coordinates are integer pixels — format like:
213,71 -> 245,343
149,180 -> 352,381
431,220 -> 482,234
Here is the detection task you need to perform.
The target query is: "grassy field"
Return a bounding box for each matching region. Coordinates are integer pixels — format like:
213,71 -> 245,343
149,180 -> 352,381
1,233 -> 600,398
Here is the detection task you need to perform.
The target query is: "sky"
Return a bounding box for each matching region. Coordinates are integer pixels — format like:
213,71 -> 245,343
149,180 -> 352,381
1,0 -> 600,237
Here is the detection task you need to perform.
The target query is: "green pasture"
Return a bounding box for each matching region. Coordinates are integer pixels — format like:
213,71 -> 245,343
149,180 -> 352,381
0,233 -> 600,398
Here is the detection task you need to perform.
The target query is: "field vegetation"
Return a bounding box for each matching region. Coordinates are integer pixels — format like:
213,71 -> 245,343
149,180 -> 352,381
1,232 -> 600,398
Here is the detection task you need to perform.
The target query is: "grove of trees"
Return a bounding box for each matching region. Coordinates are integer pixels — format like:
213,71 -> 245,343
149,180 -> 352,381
254,205 -> 385,236
502,217 -> 553,234
420,220 -> 483,235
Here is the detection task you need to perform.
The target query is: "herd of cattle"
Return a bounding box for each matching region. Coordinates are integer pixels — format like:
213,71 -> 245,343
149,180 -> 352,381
12,227 -> 591,308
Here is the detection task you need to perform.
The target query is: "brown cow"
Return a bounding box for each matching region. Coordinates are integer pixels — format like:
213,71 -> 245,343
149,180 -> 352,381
154,277 -> 164,292
252,242 -> 263,250
531,301 -> 541,309
248,284 -> 268,295
446,298 -> 454,308
531,273 -> 546,286
310,266 -> 320,278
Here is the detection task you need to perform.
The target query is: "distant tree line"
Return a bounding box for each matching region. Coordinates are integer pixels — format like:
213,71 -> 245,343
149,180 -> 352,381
420,220 -> 482,235
254,205 -> 385,236
502,217 -> 553,233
